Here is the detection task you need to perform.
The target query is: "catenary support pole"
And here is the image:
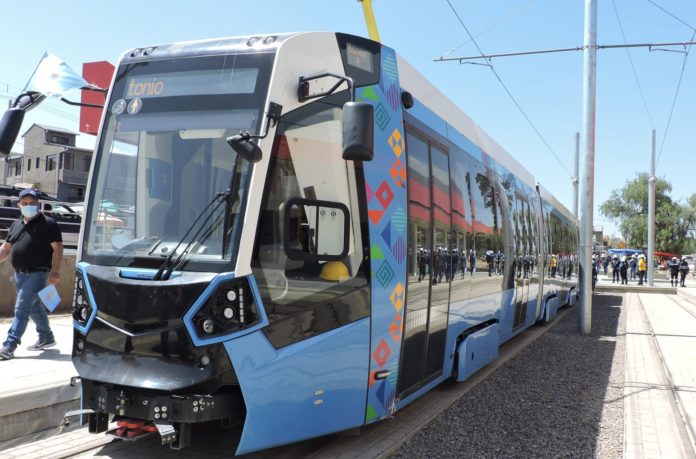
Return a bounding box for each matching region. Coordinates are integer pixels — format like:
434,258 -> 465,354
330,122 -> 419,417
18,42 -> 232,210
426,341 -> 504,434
579,0 -> 597,335
647,129 -> 656,286
573,132 -> 580,220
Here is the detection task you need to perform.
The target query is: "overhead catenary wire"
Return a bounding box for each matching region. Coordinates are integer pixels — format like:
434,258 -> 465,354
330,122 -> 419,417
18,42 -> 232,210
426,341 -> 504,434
438,0 -> 537,59
654,29 -> 695,170
646,0 -> 696,170
647,0 -> 696,31
436,1 -> 696,178
434,40 -> 696,62
444,0 -> 573,179
611,0 -> 655,130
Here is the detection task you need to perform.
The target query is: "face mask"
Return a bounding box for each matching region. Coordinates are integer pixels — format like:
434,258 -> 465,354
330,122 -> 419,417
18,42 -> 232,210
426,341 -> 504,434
20,205 -> 38,219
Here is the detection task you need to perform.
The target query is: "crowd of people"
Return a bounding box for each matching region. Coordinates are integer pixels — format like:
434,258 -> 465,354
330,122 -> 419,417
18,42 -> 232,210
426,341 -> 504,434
417,247 -> 503,283
415,248 -> 577,284
590,252 -> 691,289
548,254 -> 575,280
417,247 -> 475,284
414,247 -> 694,290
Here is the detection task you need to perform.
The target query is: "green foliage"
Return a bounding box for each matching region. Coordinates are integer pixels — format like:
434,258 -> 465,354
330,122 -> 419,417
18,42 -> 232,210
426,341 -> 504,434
599,173 -> 696,254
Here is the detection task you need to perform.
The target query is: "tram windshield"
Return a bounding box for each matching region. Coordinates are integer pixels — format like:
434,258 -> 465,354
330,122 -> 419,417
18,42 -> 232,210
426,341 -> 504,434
82,52 -> 274,270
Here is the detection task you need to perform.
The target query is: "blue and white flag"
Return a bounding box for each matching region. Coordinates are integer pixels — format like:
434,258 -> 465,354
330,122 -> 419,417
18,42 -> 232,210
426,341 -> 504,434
24,53 -> 87,98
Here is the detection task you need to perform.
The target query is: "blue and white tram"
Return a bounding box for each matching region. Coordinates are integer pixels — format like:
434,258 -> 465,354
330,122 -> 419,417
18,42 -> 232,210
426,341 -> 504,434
60,32 -> 577,453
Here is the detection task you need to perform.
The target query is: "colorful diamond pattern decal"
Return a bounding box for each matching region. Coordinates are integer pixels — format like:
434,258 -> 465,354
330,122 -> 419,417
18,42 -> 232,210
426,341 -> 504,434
366,182 -> 374,202
392,206 -> 407,233
366,404 -> 378,421
360,86 -> 380,102
375,260 -> 395,288
390,312 -> 403,342
376,378 -> 387,404
376,181 -> 394,209
390,159 -> 406,188
375,103 -> 390,131
362,46 -> 406,425
368,209 -> 384,225
371,243 -> 385,260
392,236 -> 406,264
385,84 -> 399,111
382,54 -> 398,82
388,128 -> 404,157
390,282 -> 404,311
373,338 -> 391,368
381,221 -> 392,246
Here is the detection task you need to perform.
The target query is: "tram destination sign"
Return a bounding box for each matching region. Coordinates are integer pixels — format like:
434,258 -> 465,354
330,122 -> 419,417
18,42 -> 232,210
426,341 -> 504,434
125,68 -> 259,99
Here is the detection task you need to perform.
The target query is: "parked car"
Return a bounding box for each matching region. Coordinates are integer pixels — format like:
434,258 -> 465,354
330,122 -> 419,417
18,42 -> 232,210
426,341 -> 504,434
0,185 -> 81,247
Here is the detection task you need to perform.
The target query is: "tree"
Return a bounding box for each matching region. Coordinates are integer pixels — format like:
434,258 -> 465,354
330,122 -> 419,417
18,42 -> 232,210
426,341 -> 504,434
599,173 -> 693,254
682,193 -> 696,254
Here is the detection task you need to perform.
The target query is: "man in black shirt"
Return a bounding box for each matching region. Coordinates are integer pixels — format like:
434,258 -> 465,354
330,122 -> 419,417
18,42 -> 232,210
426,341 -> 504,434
0,188 -> 62,360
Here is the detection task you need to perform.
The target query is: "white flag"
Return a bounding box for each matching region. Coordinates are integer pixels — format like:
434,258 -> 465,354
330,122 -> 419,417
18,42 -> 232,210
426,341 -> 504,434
24,53 -> 87,98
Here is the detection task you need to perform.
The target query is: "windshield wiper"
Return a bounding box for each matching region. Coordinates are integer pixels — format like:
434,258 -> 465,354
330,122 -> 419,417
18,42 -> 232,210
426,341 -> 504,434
153,190 -> 229,281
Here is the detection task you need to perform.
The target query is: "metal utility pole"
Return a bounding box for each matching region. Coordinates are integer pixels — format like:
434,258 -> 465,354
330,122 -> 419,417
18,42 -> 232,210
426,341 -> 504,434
647,129 -> 656,286
573,132 -> 580,220
579,0 -> 597,335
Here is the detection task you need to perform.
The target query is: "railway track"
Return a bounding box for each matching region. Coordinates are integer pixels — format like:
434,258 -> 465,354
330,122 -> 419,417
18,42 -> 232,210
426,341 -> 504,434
668,290 -> 696,320
634,292 -> 696,456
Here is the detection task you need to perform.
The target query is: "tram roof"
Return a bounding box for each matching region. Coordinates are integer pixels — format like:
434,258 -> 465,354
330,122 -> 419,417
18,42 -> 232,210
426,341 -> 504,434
538,183 -> 576,223
119,32 -> 300,63
396,54 -> 537,191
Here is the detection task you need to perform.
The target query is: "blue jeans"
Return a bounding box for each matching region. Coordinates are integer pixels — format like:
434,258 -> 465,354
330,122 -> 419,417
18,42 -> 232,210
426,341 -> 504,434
4,271 -> 54,349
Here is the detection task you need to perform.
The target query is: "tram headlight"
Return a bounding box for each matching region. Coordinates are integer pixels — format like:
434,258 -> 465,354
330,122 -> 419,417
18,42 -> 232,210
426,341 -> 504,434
190,277 -> 259,340
72,271 -> 93,326
202,318 -> 215,334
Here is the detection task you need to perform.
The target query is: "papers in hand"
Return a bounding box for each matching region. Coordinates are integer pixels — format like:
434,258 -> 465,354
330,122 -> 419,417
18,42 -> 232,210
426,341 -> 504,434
38,284 -> 61,312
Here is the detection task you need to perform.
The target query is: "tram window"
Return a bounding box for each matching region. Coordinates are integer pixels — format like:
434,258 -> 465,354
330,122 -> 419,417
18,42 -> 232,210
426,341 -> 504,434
284,198 -> 349,260
252,94 -> 369,348
467,157 -> 497,273
449,148 -> 471,287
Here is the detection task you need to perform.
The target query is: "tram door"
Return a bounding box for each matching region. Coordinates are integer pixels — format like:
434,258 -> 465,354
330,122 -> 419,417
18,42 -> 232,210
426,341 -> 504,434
398,131 -> 451,398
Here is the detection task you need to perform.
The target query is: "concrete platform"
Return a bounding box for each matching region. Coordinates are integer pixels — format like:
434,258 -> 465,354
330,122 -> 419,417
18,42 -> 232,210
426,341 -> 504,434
595,271 -> 682,294
0,315 -> 80,445
624,291 -> 696,457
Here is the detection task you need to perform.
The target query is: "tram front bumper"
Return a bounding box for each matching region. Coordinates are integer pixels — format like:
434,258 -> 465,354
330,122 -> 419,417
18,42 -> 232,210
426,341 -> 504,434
82,379 -> 244,424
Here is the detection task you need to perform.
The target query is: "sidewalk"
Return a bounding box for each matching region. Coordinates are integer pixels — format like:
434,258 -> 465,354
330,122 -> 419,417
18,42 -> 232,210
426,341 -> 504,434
0,315 -> 80,446
595,270 -> 686,294
624,288 -> 696,458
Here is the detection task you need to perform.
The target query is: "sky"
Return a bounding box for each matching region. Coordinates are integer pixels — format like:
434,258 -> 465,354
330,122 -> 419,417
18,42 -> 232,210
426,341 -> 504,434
1,0 -> 695,237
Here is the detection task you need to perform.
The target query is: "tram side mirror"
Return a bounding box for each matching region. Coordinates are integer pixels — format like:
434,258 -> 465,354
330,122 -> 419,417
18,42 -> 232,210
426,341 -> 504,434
342,101 -> 374,161
0,109 -> 25,156
226,133 -> 263,163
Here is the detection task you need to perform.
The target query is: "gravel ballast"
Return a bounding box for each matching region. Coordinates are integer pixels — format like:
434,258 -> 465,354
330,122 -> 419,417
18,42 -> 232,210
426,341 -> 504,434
389,294 -> 626,458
